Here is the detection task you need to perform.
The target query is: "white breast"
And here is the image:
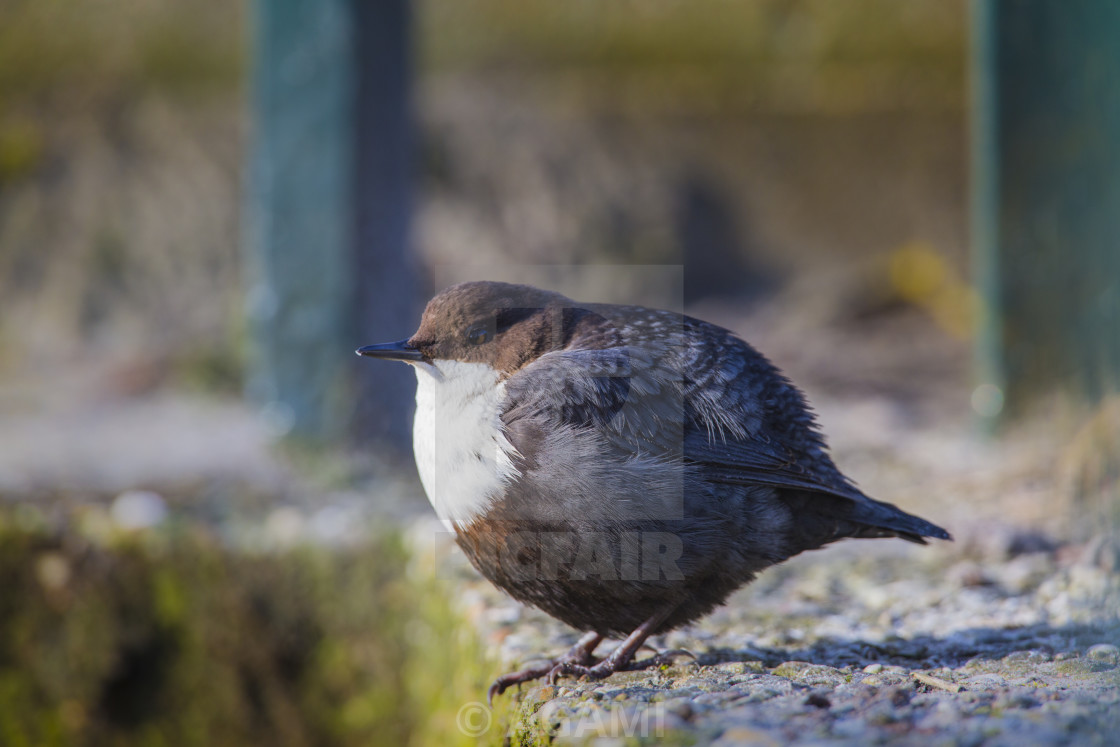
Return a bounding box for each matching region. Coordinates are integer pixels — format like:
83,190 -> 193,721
412,360 -> 520,529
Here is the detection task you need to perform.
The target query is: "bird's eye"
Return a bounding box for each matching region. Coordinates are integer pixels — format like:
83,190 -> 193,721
467,326 -> 492,346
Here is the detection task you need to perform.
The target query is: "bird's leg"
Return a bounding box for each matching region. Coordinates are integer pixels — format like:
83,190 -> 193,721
544,631 -> 605,685
583,606 -> 676,680
488,631 -> 603,704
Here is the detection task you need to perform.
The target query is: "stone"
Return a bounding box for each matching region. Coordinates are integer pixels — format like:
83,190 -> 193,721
1085,644 -> 1119,666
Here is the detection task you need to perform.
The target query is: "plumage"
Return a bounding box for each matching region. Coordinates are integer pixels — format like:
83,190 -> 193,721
410,359 -> 519,529
357,280 -> 951,698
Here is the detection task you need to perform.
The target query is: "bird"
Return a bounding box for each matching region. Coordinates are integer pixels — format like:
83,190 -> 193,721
357,280 -> 951,702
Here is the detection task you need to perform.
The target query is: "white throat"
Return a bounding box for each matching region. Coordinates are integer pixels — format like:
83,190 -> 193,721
411,360 -> 520,529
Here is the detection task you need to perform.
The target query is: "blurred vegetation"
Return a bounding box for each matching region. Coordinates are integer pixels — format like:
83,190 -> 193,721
413,0 -> 968,320
0,0 -> 968,388
0,0 -> 245,382
0,505 -> 506,746
0,0 -> 242,110
420,0 -> 965,115
1060,395 -> 1120,538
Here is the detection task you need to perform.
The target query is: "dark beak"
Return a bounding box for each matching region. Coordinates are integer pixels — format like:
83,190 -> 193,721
355,339 -> 424,362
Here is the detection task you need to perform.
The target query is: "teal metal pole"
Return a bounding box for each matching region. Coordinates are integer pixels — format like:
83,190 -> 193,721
970,0 -> 1005,427
246,0 -> 355,441
972,0 -> 1120,415
246,0 -> 417,448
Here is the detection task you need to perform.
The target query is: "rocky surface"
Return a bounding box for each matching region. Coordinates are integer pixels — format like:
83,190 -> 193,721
426,519 -> 1119,745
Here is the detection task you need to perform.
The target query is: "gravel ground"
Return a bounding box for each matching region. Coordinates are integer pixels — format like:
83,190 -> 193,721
433,524 -> 1119,746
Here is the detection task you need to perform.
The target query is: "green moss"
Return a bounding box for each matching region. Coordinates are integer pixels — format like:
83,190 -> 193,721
403,568 -> 511,746
0,510 -> 510,745
0,119 -> 43,184
1055,658 -> 1095,676
771,662 -> 805,678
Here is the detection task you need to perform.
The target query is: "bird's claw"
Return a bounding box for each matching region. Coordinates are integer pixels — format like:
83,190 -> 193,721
487,659 -> 553,706
488,648 -> 601,704
546,660 -> 592,684
487,643 -> 699,704
486,679 -> 505,707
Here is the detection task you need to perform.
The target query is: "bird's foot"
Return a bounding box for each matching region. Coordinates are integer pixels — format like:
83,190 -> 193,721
579,646 -> 695,680
488,660 -> 562,705
545,658 -> 594,685
537,643 -> 692,687
486,617 -> 690,701
488,633 -> 602,705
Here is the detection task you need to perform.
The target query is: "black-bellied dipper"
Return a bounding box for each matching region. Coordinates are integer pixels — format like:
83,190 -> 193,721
357,281 -> 950,701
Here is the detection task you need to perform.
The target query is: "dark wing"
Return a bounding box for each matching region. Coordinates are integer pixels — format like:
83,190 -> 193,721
671,318 -> 949,542
672,320 -> 868,502
501,314 -> 949,542
500,318 -> 852,495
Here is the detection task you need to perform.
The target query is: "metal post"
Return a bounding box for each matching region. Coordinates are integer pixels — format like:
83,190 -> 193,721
246,0 -> 418,450
972,0 -> 1120,416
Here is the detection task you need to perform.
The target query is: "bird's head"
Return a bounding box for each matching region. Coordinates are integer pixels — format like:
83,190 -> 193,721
357,281 -> 579,377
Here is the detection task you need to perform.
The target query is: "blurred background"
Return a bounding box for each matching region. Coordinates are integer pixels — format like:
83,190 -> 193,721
0,0 -> 1116,744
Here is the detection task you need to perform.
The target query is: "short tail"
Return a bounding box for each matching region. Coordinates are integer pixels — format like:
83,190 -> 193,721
782,491 -> 952,548
846,497 -> 952,545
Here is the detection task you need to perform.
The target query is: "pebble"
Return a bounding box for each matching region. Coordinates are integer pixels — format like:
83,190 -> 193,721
1004,649 -> 1050,664
1085,644 -> 1119,666
862,672 -> 908,687
712,726 -> 781,746
964,673 -> 1009,689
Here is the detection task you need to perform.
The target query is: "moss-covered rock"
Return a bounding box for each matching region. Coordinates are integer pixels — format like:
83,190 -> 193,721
0,511 -> 506,746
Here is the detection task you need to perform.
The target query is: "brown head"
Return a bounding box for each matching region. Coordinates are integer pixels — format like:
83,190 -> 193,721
357,281 -> 580,375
